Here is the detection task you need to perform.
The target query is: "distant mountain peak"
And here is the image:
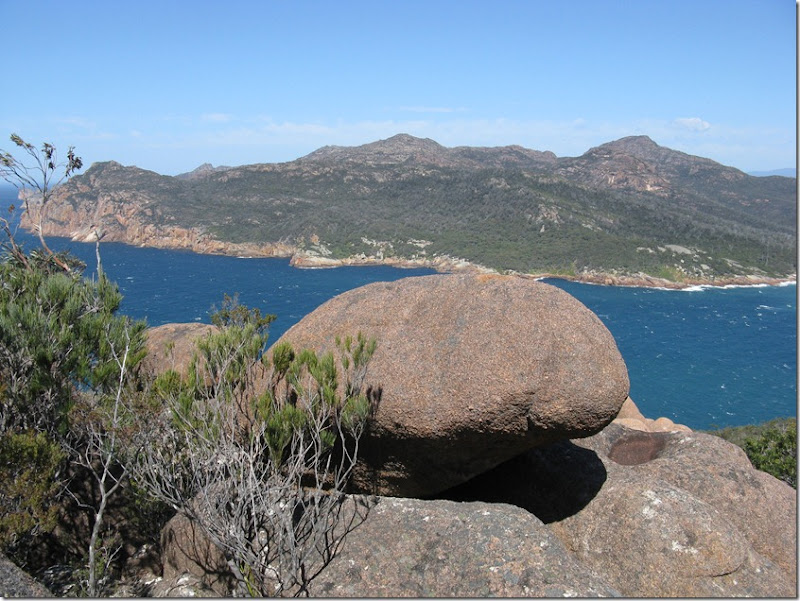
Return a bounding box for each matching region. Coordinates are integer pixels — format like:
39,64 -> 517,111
176,162 -> 231,180
378,133 -> 443,148
586,135 -> 660,156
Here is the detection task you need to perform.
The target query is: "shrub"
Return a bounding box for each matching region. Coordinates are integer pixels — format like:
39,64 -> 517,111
0,250 -> 147,437
132,300 -> 378,596
743,420 -> 796,488
0,430 -> 64,556
707,417 -> 797,488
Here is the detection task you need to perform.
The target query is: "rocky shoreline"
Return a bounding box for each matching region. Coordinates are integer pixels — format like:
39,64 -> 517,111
26,218 -> 798,290
528,270 -> 797,290
288,251 -> 797,290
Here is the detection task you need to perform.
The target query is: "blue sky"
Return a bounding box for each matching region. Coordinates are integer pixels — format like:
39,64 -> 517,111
1,0 -> 796,175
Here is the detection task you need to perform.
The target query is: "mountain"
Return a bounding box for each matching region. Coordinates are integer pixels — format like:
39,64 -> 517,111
175,163 -> 232,180
23,134 -> 797,284
749,168 -> 797,178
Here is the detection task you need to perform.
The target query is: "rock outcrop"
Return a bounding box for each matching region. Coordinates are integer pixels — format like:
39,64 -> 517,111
305,498 -> 618,597
137,279 -> 794,597
613,396 -> 692,433
0,551 -> 53,597
273,273 -> 630,497
157,419 -> 796,597
439,421 -> 796,597
574,422 -> 797,588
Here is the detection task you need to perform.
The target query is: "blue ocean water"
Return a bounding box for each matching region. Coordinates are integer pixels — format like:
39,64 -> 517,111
543,279 -> 796,430
1,196 -> 795,431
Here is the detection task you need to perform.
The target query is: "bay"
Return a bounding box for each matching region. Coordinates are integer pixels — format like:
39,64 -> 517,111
1,191 -> 795,431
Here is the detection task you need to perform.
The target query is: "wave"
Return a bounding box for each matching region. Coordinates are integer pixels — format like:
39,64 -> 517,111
677,281 -> 796,292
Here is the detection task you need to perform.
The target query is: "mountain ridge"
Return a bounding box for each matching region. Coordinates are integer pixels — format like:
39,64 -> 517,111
20,134 -> 797,287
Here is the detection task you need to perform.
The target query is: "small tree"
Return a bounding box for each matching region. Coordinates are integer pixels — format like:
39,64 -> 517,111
0,134 -> 83,272
132,300 -> 377,596
0,135 -> 152,594
64,324 -> 146,596
0,249 -> 147,436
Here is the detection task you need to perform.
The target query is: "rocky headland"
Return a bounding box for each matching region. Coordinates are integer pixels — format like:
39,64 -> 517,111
23,194 -> 796,289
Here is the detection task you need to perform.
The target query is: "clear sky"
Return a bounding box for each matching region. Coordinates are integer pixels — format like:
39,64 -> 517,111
1,0 -> 796,175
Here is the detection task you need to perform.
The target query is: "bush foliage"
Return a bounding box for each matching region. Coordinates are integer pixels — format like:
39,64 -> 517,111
707,417 -> 797,488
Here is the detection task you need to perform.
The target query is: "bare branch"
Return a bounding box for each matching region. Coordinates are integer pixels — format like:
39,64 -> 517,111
0,134 -> 83,272
131,320 -> 377,596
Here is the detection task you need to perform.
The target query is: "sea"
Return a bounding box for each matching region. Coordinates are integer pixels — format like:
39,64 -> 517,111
0,193 -> 795,431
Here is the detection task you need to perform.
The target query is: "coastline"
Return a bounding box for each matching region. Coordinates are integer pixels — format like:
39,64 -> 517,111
26,222 -> 798,291
286,250 -> 797,290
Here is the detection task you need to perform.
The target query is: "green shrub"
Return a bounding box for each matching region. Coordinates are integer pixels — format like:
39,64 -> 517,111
0,430 -> 65,553
707,418 -> 797,488
743,421 -> 796,488
132,300 -> 378,596
0,251 -> 147,436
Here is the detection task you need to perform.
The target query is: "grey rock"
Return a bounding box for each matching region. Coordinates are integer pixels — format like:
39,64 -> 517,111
0,552 -> 53,597
306,497 -> 619,597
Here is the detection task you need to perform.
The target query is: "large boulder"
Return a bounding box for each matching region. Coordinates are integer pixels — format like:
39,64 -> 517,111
142,322 -> 219,377
273,273 -> 629,497
439,421 -> 796,597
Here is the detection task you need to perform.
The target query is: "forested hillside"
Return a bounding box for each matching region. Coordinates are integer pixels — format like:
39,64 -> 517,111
27,134 -> 797,281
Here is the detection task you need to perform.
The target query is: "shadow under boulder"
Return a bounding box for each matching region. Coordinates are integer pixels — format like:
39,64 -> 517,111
434,440 -> 607,524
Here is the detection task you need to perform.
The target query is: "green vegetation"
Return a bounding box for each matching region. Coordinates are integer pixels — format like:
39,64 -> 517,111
0,247 -> 152,588
1,136 -> 378,596
0,237 -> 376,595
706,417 -> 797,488
132,297 -> 377,596
45,136 -> 797,279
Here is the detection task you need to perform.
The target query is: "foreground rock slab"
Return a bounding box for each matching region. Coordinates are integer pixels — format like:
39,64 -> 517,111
307,497 -> 619,597
156,420 -> 795,597
571,422 -> 797,593
274,273 -> 629,496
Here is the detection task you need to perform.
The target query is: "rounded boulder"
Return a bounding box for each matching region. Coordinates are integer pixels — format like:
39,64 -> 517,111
273,273 -> 629,497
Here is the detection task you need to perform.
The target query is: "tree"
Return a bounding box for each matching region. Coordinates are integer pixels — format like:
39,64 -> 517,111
132,300 -> 378,596
0,135 -> 151,594
0,249 -> 147,437
64,325 -> 145,596
0,134 -> 83,272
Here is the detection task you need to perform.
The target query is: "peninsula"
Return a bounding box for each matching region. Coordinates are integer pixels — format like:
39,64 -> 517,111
22,134 -> 797,288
